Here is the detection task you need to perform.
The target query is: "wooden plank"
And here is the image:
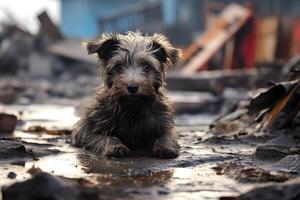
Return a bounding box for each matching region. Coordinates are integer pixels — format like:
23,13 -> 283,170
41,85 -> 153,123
37,11 -> 63,41
254,16 -> 279,63
275,18 -> 293,61
167,67 -> 281,93
291,20 -> 300,56
47,39 -> 97,64
181,3 -> 252,75
167,91 -> 220,114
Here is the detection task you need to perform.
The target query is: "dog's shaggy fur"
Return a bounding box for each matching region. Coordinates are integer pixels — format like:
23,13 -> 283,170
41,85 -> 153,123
71,32 -> 180,158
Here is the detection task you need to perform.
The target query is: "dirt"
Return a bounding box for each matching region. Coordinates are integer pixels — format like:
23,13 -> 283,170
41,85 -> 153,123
0,104 -> 300,200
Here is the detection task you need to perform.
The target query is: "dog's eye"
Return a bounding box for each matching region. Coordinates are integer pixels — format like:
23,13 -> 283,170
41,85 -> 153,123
115,64 -> 122,68
114,64 -> 122,70
143,64 -> 151,72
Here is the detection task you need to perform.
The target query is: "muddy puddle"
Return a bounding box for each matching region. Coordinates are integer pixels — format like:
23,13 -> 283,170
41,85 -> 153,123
0,104 -> 299,200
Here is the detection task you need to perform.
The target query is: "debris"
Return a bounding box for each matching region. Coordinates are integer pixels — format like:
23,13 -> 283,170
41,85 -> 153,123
167,67 -> 281,93
7,172 -> 17,179
181,3 -> 252,75
47,39 -> 97,64
237,178 -> 300,200
255,145 -> 300,160
26,165 -> 43,175
0,23 -> 34,75
24,125 -> 46,132
37,11 -> 63,42
249,79 -> 300,131
213,162 -> 290,183
1,172 -> 98,200
24,125 -> 72,135
255,17 -> 279,63
248,80 -> 298,115
0,113 -> 17,133
291,20 -> 300,56
0,138 -> 60,161
275,18 -> 293,61
168,91 -> 221,114
0,139 -> 27,159
275,155 -> 300,174
282,55 -> 300,80
0,11 -> 95,78
28,52 -> 54,78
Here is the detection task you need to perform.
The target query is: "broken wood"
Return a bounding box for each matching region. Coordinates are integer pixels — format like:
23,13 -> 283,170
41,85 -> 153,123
37,11 -> 63,41
181,3 -> 252,75
167,67 -> 280,93
255,16 -> 279,63
47,39 -> 97,64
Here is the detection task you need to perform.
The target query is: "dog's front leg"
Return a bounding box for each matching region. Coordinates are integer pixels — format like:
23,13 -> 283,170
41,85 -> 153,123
83,135 -> 130,158
152,132 -> 180,159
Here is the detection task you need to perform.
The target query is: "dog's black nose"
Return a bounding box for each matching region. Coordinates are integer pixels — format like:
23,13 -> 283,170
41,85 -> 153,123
127,84 -> 139,94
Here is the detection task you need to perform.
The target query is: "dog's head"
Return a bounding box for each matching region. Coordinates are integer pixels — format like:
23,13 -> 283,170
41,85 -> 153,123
85,32 -> 180,100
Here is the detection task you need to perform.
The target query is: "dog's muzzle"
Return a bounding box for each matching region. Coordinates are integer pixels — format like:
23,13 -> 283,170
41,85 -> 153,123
127,83 -> 139,94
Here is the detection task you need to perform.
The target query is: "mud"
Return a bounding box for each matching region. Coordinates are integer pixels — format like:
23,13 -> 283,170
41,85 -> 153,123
0,104 -> 300,200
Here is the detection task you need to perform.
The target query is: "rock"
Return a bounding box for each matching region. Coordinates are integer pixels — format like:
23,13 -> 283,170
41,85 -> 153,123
255,145 -> 290,160
0,113 -> 17,133
28,52 -> 53,78
0,138 -> 60,160
256,144 -> 300,160
2,172 -> 98,200
237,178 -> 300,200
7,172 -> 17,179
26,165 -> 43,175
275,155 -> 300,174
0,139 -> 27,159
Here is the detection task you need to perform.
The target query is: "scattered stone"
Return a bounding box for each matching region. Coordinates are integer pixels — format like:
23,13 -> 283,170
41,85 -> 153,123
0,138 -> 60,161
237,178 -> 300,200
26,165 -> 43,175
0,139 -> 27,159
275,155 -> 300,174
0,113 -> 17,133
2,172 -> 98,200
7,172 -> 17,179
255,145 -> 300,160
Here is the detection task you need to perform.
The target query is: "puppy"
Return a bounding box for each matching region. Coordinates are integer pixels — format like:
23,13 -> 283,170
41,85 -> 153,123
71,32 -> 180,158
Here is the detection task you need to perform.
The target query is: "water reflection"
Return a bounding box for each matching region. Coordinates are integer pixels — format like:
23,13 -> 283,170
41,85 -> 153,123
77,153 -> 174,187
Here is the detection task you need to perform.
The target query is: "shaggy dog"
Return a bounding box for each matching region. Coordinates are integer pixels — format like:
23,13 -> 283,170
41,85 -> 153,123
71,32 -> 180,158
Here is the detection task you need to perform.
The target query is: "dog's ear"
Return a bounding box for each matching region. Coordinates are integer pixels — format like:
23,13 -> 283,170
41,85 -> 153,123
150,34 -> 181,68
84,33 -> 120,62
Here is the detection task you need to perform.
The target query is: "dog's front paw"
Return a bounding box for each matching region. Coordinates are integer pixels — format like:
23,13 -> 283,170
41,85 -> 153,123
152,145 -> 179,159
152,136 -> 180,159
106,144 -> 130,158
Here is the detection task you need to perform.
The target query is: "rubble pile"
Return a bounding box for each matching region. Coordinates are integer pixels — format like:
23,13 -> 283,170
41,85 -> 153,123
0,11 -> 95,77
210,56 -> 300,199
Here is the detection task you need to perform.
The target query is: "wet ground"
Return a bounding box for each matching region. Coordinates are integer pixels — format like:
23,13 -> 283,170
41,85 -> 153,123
1,103 -> 300,200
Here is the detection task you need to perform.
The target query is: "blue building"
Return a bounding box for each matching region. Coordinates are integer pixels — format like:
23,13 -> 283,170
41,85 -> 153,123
59,0 -> 300,44
60,0 -> 180,39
